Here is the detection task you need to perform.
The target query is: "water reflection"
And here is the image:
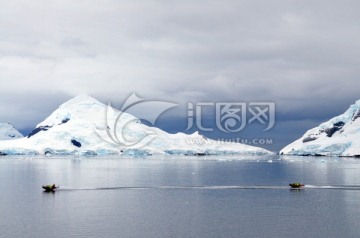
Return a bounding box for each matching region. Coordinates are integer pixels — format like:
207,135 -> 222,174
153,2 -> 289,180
1,156 -> 360,238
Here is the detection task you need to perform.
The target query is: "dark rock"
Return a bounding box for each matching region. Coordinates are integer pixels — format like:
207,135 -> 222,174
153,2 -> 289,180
352,110 -> 360,121
195,152 -> 207,156
27,125 -> 52,138
61,118 -> 70,124
303,137 -> 318,143
27,118 -> 70,138
334,121 -> 345,127
324,121 -> 345,137
0,151 -> 7,156
71,139 -> 82,148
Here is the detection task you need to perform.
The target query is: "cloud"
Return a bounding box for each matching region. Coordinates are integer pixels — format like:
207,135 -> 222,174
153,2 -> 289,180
1,0 -> 360,147
0,91 -> 71,131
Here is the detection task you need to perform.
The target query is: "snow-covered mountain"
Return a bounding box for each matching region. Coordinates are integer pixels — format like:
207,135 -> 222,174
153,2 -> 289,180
0,94 -> 272,156
0,123 -> 23,140
280,100 -> 360,157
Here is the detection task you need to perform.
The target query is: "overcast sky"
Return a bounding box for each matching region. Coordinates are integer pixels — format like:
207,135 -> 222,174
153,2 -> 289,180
1,0 -> 360,150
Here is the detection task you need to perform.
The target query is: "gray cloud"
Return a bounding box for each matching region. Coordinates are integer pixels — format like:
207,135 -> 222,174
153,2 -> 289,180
0,91 -> 71,131
1,0 -> 360,147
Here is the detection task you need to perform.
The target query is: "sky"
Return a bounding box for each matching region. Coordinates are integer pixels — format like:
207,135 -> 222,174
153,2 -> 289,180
1,0 -> 360,151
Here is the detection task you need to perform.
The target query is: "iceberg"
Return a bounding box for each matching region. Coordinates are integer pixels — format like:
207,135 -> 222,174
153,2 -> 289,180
0,94 -> 272,156
280,100 -> 360,157
0,123 -> 23,140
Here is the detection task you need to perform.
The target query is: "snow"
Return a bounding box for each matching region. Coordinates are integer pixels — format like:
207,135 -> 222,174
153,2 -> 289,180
0,94 -> 273,156
280,100 -> 360,157
0,123 -> 23,140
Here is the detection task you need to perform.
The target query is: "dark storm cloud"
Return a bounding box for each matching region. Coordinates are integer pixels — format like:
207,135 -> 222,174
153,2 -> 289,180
1,0 -> 360,147
0,91 -> 71,131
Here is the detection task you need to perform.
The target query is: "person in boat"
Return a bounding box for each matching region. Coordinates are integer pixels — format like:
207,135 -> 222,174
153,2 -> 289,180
43,184 -> 58,190
289,182 -> 304,187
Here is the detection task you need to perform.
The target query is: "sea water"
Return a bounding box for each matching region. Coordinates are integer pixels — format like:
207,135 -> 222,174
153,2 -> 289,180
1,155 -> 360,238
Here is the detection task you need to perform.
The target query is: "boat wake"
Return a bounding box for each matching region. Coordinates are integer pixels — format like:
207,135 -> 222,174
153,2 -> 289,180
305,185 -> 360,190
56,185 -> 360,191
59,185 -> 289,191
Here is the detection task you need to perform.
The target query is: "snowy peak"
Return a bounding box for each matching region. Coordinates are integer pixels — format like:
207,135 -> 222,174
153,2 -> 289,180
0,94 -> 273,156
59,94 -> 102,108
28,94 -> 107,138
0,123 -> 23,140
44,94 -> 105,122
281,100 -> 360,157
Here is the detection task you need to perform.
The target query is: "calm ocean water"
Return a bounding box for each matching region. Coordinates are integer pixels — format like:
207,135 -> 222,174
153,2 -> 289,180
1,155 -> 360,238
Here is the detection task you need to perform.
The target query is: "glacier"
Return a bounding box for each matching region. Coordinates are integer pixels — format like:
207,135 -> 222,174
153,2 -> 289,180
0,94 -> 272,157
0,123 -> 23,140
280,100 -> 360,157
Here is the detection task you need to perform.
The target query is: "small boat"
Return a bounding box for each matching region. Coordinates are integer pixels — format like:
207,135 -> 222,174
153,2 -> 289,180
42,184 -> 59,192
289,183 -> 305,188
